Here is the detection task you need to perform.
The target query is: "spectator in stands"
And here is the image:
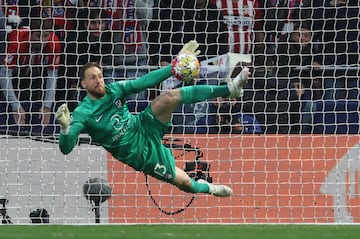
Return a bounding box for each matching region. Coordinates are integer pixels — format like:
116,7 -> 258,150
148,0 -> 228,66
284,22 -> 321,133
0,18 -> 62,126
148,0 -> 228,133
209,0 -> 277,132
33,0 -> 77,41
102,0 -> 153,101
2,0 -> 76,37
65,0 -> 153,103
273,21 -> 318,77
65,8 -> 109,72
263,0 -> 310,43
211,0 -> 263,54
261,0 -> 312,78
63,8 -> 112,110
196,96 -> 262,134
312,0 -> 360,100
243,22 -> 319,133
243,80 -> 300,133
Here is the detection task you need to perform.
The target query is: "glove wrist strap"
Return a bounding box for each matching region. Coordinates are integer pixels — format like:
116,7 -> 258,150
60,126 -> 69,135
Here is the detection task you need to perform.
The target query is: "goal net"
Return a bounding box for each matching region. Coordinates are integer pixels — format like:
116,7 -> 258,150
0,1 -> 359,224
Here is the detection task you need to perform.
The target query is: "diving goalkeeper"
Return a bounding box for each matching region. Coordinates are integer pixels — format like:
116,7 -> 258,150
56,40 -> 249,197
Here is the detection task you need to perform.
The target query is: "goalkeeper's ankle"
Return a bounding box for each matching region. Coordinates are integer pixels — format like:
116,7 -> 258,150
197,179 -> 233,197
228,67 -> 249,98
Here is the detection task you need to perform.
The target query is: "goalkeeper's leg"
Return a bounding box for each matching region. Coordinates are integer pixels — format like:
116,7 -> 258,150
151,67 -> 249,123
173,167 -> 233,197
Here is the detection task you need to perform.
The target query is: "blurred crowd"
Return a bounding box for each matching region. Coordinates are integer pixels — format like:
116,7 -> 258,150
0,0 -> 359,134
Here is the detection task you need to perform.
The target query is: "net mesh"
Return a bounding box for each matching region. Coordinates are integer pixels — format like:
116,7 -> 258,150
0,0 -> 359,224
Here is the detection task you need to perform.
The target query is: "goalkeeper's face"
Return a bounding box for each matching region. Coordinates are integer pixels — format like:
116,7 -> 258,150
81,66 -> 106,99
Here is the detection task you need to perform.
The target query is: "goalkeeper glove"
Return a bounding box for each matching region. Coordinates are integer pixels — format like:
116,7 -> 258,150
179,40 -> 201,56
56,103 -> 70,130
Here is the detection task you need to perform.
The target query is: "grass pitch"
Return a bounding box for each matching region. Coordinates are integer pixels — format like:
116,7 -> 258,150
0,224 -> 359,239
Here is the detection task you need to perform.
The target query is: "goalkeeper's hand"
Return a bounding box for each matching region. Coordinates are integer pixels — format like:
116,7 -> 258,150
179,40 -> 201,56
56,103 -> 70,129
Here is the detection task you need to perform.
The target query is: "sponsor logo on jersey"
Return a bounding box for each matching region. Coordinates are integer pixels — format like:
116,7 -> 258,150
111,118 -> 130,141
110,114 -> 123,130
95,114 -> 103,122
114,99 -> 122,108
223,15 -> 253,27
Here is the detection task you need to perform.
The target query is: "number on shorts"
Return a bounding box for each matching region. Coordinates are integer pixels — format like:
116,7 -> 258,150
154,163 -> 166,177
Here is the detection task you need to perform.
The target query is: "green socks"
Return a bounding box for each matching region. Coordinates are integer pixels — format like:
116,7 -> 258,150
179,178 -> 210,193
191,178 -> 210,193
179,85 -> 230,104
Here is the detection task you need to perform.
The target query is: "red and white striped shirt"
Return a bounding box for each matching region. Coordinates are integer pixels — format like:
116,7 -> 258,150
212,0 -> 263,53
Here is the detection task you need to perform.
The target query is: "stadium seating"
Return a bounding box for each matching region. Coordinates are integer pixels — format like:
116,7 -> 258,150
0,100 -> 359,135
313,100 -> 359,134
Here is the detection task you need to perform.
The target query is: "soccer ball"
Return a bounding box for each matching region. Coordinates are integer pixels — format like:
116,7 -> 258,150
171,53 -> 200,82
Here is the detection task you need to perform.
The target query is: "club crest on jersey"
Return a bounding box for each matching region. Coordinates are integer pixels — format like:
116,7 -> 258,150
114,99 -> 122,108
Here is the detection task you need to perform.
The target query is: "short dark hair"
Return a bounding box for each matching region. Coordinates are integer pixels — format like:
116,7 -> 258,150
80,62 -> 102,80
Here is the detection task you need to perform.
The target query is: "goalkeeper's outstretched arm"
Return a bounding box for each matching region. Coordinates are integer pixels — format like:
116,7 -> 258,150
121,40 -> 201,95
122,65 -> 172,94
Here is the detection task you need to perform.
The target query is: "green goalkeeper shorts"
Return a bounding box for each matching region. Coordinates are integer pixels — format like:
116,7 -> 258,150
138,106 -> 176,183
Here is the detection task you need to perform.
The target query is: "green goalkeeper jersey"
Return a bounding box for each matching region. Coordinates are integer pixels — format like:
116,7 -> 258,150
59,66 -> 176,181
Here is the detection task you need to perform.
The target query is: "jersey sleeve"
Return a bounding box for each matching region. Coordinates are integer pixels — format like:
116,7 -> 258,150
121,65 -> 172,94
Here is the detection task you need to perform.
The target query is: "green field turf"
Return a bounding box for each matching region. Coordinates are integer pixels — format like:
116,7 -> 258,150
0,224 -> 359,239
